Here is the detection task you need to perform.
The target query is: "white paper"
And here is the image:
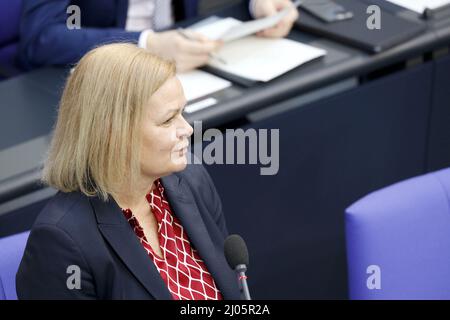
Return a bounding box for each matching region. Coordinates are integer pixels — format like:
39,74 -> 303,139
190,17 -> 242,41
177,70 -> 231,102
190,0 -> 302,43
207,36 -> 326,82
386,0 -> 450,13
184,97 -> 218,113
220,3 -> 300,42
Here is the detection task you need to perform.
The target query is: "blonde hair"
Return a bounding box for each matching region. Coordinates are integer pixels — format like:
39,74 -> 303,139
42,43 -> 176,201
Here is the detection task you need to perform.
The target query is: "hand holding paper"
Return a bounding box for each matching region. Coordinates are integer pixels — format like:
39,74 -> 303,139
145,30 -> 221,72
189,15 -> 326,82
251,0 -> 301,38
190,0 -> 302,43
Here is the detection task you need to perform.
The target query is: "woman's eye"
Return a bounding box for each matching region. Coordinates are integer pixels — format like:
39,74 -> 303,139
163,117 -> 174,125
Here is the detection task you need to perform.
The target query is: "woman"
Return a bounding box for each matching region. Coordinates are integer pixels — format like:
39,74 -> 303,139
16,43 -> 241,300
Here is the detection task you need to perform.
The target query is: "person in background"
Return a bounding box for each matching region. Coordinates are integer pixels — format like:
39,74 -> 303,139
19,0 -> 299,72
16,43 -> 242,299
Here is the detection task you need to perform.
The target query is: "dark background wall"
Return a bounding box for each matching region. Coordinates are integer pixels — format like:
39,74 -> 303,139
204,60 -> 447,299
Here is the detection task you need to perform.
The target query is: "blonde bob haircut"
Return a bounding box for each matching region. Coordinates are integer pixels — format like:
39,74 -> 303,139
42,43 -> 176,201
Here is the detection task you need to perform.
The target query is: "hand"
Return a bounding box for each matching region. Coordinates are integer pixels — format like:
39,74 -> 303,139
146,30 -> 222,73
253,0 -> 299,38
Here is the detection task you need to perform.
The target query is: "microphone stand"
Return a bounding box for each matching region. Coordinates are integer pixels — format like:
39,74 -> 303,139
236,264 -> 251,300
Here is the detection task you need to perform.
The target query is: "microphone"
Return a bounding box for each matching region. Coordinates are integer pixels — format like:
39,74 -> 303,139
224,234 -> 251,300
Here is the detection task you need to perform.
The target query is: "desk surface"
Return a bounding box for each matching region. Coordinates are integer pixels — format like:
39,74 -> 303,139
1,1 -> 450,202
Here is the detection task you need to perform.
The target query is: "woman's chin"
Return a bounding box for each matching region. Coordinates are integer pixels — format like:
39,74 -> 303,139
174,159 -> 188,170
170,150 -> 189,170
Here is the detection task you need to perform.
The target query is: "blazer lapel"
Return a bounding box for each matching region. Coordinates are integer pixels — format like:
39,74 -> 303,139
89,196 -> 172,300
89,170 -> 240,300
161,173 -> 241,300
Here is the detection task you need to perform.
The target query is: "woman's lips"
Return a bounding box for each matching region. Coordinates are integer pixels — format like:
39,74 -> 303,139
174,143 -> 189,152
178,147 -> 187,157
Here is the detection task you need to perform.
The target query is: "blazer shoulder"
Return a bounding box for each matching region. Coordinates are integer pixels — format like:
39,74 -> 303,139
176,162 -> 215,190
34,191 -> 92,229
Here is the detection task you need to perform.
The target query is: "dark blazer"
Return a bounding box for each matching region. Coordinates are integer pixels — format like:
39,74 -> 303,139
18,0 -> 200,69
16,163 -> 241,299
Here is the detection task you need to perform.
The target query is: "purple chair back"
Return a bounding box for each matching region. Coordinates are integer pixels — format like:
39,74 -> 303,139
0,231 -> 30,300
346,168 -> 450,299
0,0 -> 23,77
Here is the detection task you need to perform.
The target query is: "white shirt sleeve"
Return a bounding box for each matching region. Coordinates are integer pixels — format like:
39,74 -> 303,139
127,0 -> 174,32
138,29 -> 154,49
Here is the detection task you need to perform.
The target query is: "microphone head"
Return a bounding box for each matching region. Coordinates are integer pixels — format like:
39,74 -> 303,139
224,234 -> 249,270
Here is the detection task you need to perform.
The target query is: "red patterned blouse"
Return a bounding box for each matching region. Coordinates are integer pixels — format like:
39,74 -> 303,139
121,179 -> 223,300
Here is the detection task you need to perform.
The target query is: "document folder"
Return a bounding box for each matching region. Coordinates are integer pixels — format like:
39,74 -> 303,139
295,0 -> 426,53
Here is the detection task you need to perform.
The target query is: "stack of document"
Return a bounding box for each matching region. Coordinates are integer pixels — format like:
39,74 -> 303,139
386,0 -> 450,13
207,35 -> 326,82
190,17 -> 327,82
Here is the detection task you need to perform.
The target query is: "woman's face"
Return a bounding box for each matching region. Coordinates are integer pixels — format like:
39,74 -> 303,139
140,76 -> 193,179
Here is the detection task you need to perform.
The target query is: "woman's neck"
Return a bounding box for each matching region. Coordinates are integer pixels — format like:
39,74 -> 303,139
114,175 -> 156,211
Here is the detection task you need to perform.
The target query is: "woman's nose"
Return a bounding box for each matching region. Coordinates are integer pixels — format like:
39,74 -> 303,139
177,117 -> 193,139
